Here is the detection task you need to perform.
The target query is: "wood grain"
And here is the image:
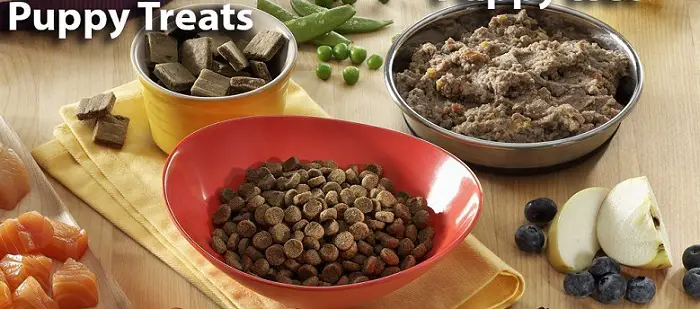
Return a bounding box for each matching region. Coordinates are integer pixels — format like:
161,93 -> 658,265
1,0 -> 699,308
0,115 -> 132,308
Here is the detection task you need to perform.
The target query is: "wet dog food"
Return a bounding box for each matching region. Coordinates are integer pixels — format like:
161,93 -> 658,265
209,158 -> 436,286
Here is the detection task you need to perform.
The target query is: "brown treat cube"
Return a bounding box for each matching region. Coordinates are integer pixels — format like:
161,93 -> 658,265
217,41 -> 250,71
93,114 -> 130,149
230,76 -> 267,94
76,92 -> 116,120
197,31 -> 231,55
212,60 -> 248,78
181,37 -> 213,76
249,60 -> 272,82
243,30 -> 285,62
145,32 -> 178,65
154,62 -> 196,92
191,69 -> 231,97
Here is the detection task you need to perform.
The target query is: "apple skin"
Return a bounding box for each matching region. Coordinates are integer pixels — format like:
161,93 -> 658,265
596,176 -> 673,269
547,187 -> 610,273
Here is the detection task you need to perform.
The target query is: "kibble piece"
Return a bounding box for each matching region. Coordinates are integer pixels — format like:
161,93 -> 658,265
226,233 -> 241,250
339,188 -> 356,205
319,208 -> 337,222
323,220 -> 339,237
361,174 -> 379,190
369,188 -> 380,199
212,204 -> 232,225
251,258 -> 270,277
191,69 -> 231,97
265,244 -> 286,266
378,177 -> 394,192
380,248 -> 400,265
292,219 -> 309,231
284,258 -> 302,272
145,32 -> 178,65
262,162 -> 283,177
351,254 -> 368,265
213,228 -> 228,242
398,238 -> 415,257
269,223 -> 291,244
181,37 -> 213,76
407,197 -> 427,214
247,195 -> 266,211
387,219 -> 406,238
76,92 -> 116,120
362,256 -> 378,275
418,226 -> 435,244
341,260 -> 360,272
349,185 -> 368,199
219,188 -> 237,204
320,263 -> 343,284
375,211 -> 395,223
325,191 -> 340,206
217,41 -> 249,71
252,231 -> 273,250
224,251 -> 242,270
343,208 -> 365,225
238,183 -> 261,201
197,31 -> 231,55
223,222 -> 237,236
245,246 -> 264,261
364,163 -> 383,177
254,204 -> 271,225
304,221 -> 325,239
374,259 -> 386,277
237,220 -> 257,238
303,199 -> 323,220
319,243 -> 339,262
228,196 -> 246,212
348,222 -> 371,241
381,266 -> 400,277
302,237 -> 321,251
303,250 -> 322,266
413,210 -> 430,229
261,190 -> 285,207
336,276 -> 350,285
405,224 -> 418,243
380,235 -> 400,249
357,241 -> 373,256
283,239 -> 304,259
294,191 -> 313,206
394,203 -> 412,222
292,230 -> 305,240
345,168 -> 360,185
249,60 -> 272,82
311,188 -> 325,200
339,241 -> 358,260
282,156 -> 301,172
296,184 -> 311,193
327,169 -> 346,184
210,235 -> 227,254
401,255 -> 417,270
411,243 -> 428,259
322,182 -> 342,194
93,115 -> 130,149
257,174 -> 276,191
283,206 -> 302,224
244,30 -> 286,61
230,76 -> 267,94
283,189 -> 299,206
302,276 -> 320,286
237,238 -> 250,256
334,231 -> 354,251
366,219 -> 385,231
376,191 -> 398,208
353,197 -> 373,213
264,207 -> 284,226
240,255 -> 253,272
308,176 -> 326,188
372,199 -> 382,212
247,167 -> 271,182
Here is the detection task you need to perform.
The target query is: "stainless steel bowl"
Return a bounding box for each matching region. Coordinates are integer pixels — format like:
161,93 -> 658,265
384,2 -> 643,169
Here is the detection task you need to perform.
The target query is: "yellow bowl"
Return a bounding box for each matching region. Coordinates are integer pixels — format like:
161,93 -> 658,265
130,3 -> 298,153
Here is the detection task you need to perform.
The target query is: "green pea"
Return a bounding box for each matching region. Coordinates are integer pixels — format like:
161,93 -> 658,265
391,34 -> 399,43
341,0 -> 357,4
367,54 -> 384,70
343,66 -> 360,85
316,63 -> 332,80
350,46 -> 367,64
333,43 -> 350,60
315,0 -> 335,8
317,45 -> 333,61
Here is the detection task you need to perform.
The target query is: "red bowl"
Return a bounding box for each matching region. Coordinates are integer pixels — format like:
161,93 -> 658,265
163,116 -> 482,309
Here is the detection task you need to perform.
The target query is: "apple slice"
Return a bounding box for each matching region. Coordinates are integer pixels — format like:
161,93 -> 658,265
548,187 -> 610,273
597,176 -> 673,269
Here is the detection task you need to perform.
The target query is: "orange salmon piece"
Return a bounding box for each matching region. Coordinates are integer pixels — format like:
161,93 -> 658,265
0,272 -> 11,309
0,145 -> 31,210
41,219 -> 88,262
12,277 -> 58,309
0,254 -> 52,293
0,212 -> 54,256
53,259 -> 98,309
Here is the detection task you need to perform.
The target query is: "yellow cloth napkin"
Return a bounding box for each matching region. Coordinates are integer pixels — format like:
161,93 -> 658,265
31,80 -> 524,309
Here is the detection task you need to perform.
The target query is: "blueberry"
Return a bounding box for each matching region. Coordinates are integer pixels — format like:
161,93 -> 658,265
563,271 -> 595,297
514,225 -> 546,253
683,244 -> 700,270
683,268 -> 700,298
588,256 -> 621,279
524,198 -> 557,225
594,273 -> 627,304
625,276 -> 656,304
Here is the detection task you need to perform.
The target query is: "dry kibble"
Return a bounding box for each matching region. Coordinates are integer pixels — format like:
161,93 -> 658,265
345,169 -> 360,185
334,231 -> 354,251
325,191 -> 339,206
362,256 -> 378,275
302,236 -> 321,251
398,238 -> 415,257
418,226 -> 435,244
349,185 -> 368,199
381,266 -> 400,277
223,222 -> 238,236
358,170 -> 375,180
297,184 -> 311,193
212,204 -> 232,225
245,246 -> 264,261
238,183 -> 261,201
401,255 -> 417,270
304,222 -> 325,239
319,243 -> 339,262
337,276 -> 350,285
311,188 -> 325,200
394,203 -> 412,222
366,219 -> 385,231
284,173 -> 301,190
251,258 -> 270,277
361,174 -> 379,190
303,199 -> 323,220
265,245 -> 286,266
284,259 -> 302,272
303,250 -> 322,266
327,169 -> 346,184
351,276 -> 369,284
318,160 -> 339,169
213,228 -> 227,242
237,238 -> 250,256
241,255 -> 253,272
284,239 -> 304,259
261,162 -> 283,177
269,223 -> 291,244
211,236 -> 227,254
320,263 -> 343,283
284,205 -> 302,224
302,276 -> 320,286
302,162 -> 322,170
237,220 -> 257,238
292,219 -> 309,231
375,211 -> 395,223
369,188 -> 381,199
264,207 -> 284,225
323,220 -> 339,236
294,191 -> 313,205
380,236 -> 400,249
282,156 -> 301,172
339,188 -> 356,204
413,210 -> 430,229
376,191 -> 398,207
407,197 -> 427,214
374,260 -> 386,276
333,203 -> 349,217
353,197 -> 373,213
319,167 -> 333,176
372,199 -> 382,212
296,170 -> 310,183
319,208 -> 337,222
348,222 -> 371,241
254,204 -> 270,226
405,224 -> 418,243
228,196 -> 246,212
308,169 -> 322,178
411,243 -> 428,259
339,241 -> 358,259
284,189 -> 298,206
224,251 -> 242,270
257,174 -> 276,191
292,230 -> 305,240
322,182 -> 342,194
261,190 -> 285,207
308,176 -> 327,188
226,234 -> 241,251
387,219 -> 406,238
380,248 -> 400,265
378,178 -> 394,192
342,261 -> 361,272
365,163 -> 383,177
247,195 -> 266,210
343,208 -> 365,225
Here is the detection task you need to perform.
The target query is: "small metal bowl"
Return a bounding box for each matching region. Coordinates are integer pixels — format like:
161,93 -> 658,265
384,2 -> 643,170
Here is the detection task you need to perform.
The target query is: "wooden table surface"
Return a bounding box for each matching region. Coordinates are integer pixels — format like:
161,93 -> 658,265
1,0 -> 698,308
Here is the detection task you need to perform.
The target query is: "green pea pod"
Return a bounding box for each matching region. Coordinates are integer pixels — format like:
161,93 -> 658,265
284,5 -> 356,43
257,0 -> 351,46
290,0 -> 393,34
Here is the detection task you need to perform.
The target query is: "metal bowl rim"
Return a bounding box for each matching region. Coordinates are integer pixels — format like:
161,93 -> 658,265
384,2 -> 644,150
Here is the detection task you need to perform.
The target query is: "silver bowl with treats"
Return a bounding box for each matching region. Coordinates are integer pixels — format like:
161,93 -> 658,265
384,2 -> 643,170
